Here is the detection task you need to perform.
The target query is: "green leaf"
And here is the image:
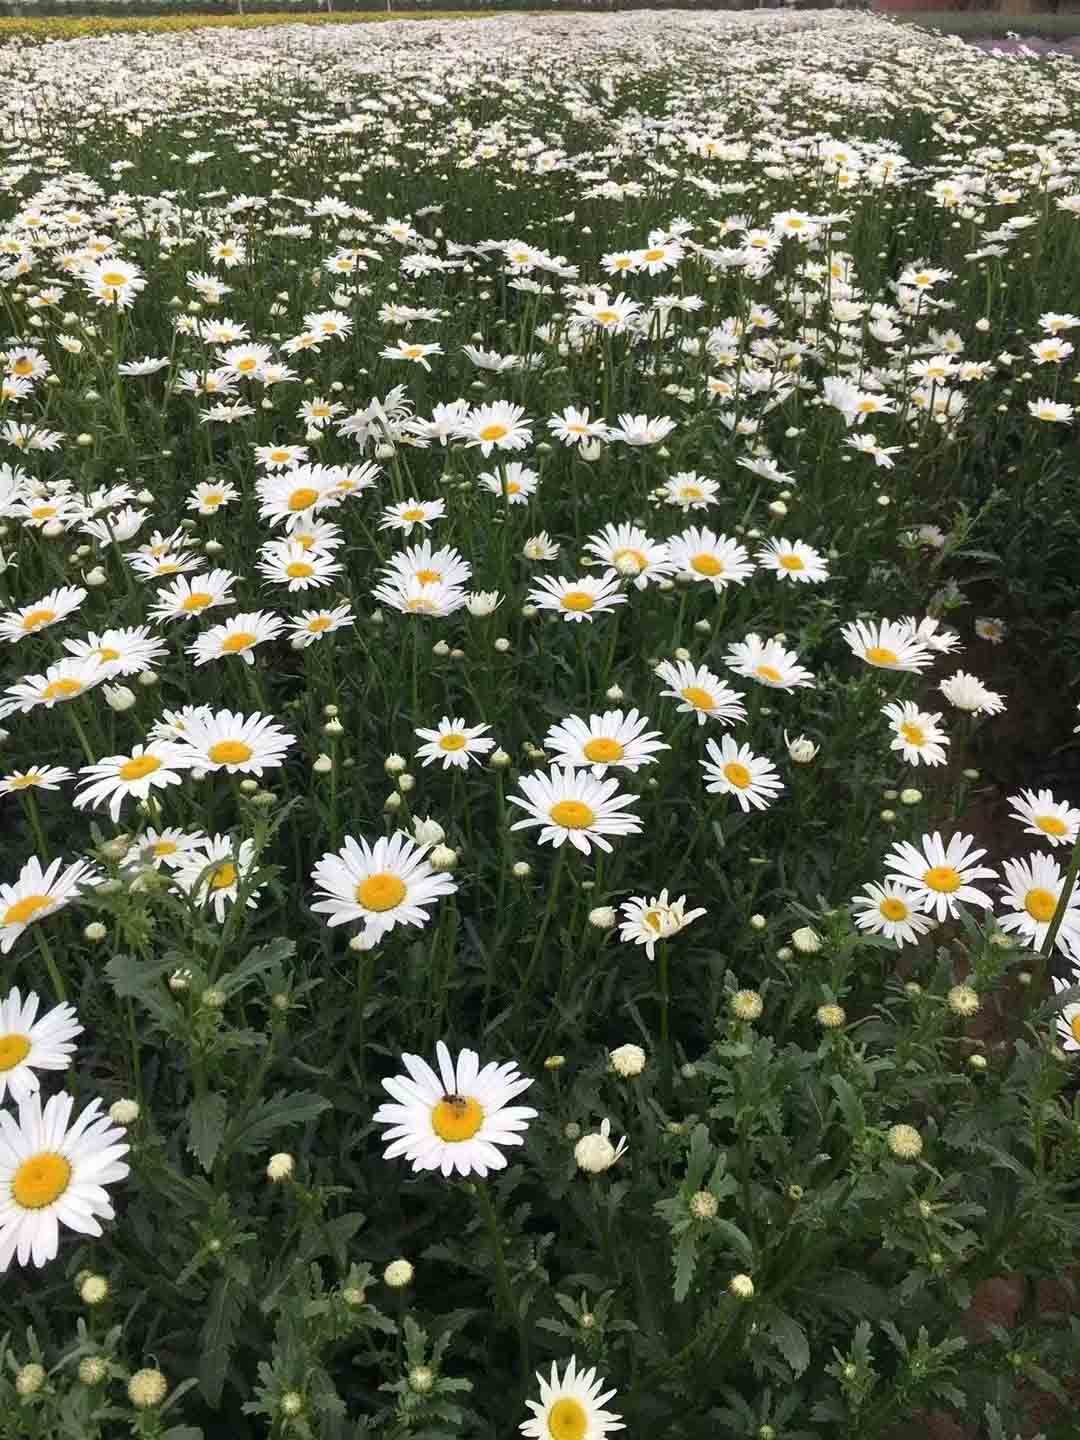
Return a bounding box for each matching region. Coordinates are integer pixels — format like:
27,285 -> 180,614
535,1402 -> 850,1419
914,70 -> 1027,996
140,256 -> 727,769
162,1430 -> 204,1440
227,1090 -> 330,1155
673,1228 -> 698,1303
765,1308 -> 810,1377
711,1218 -> 755,1266
829,1074 -> 865,1137
187,1093 -> 228,1173
684,1123 -> 712,1193
199,1276 -> 242,1408
219,937 -> 295,998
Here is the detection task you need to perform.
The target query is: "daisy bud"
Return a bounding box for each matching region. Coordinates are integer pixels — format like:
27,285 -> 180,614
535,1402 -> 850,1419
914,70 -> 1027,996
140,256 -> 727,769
432,639 -> 451,657
881,809 -> 896,823
169,969 -> 191,992
409,1365 -> 435,1394
900,788 -> 922,805
948,985 -> 980,1017
589,906 -> 617,930
103,684 -> 136,712
324,718 -> 344,736
975,317 -> 990,332
886,1124 -> 923,1161
79,1357 -> 107,1386
383,1258 -> 414,1289
490,747 -> 511,768
384,753 -> 406,774
201,988 -> 226,1011
413,816 -> 445,845
579,438 -> 603,462
791,926 -> 822,954
240,779 -> 259,794
768,500 -> 788,517
574,1124 -> 622,1174
266,1152 -> 295,1182
343,1286 -> 367,1306
816,1004 -> 846,1029
728,1274 -> 755,1300
695,619 -> 711,634
785,732 -> 819,765
84,922 -> 107,942
16,1363 -> 45,1395
564,1122 -> 581,1140
312,754 -> 333,774
280,1392 -> 304,1417
730,989 -> 763,1021
969,1053 -> 988,1071
962,768 -> 980,780
375,442 -> 396,460
349,931 -> 377,953
523,604 -> 538,619
610,1043 -> 646,1077
494,637 -> 510,653
429,844 -> 457,871
109,1099 -> 139,1126
42,520 -> 63,538
690,1190 -> 719,1220
76,432 -> 94,446
749,913 -> 766,931
128,1369 -> 168,1409
512,861 -> 531,878
674,646 -> 691,661
137,671 -> 157,687
84,566 -> 108,587
204,539 -> 224,555
384,792 -> 402,812
397,773 -> 415,793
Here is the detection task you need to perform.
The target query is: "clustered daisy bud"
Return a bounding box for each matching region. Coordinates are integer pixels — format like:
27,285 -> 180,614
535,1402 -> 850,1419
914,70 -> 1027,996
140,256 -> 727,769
690,1190 -> 719,1220
948,985 -> 980,1017
791,926 -> 822,954
730,989 -> 763,1021
109,1099 -> 139,1126
78,1356 -> 108,1386
785,732 -> 819,764
588,906 -> 616,930
128,1368 -> 168,1409
15,1363 -> 45,1396
816,1004 -> 846,1029
605,685 -> 624,702
384,753 -> 406,775
267,1152 -> 295,1182
384,1258 -> 414,1289
574,1128 -> 618,1174
887,1123 -> 924,1161
729,1273 -> 755,1300
610,1043 -> 646,1077
408,1365 -> 435,1394
280,1391 -> 304,1417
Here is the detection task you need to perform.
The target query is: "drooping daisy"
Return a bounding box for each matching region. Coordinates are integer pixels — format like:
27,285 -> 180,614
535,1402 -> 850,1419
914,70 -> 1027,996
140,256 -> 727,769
478,463 -> 539,506
415,717 -> 496,770
543,710 -> 669,777
901,615 -> 962,656
609,412 -> 676,447
547,406 -> 611,447
0,657 -> 106,719
939,670 -> 1006,716
842,619 -> 933,673
583,524 -> 672,589
128,550 -> 205,582
147,570 -> 238,623
311,831 -> 457,941
655,658 -> 746,726
287,603 -> 355,647
851,882 -> 934,947
660,471 -> 719,511
618,890 -> 706,960
1007,788 -> 1080,848
724,634 -> 815,690
379,498 -> 447,535
173,835 -> 262,924
72,743 -> 190,824
0,989 -> 82,1104
701,734 -> 784,812
373,1040 -> 536,1179
189,611 -> 284,667
168,709 -> 295,776
1052,975 -> 1080,1052
0,586 -> 87,644
508,767 -> 641,855
526,571 -> 626,624
0,856 -> 98,955
997,854 -> 1080,961
456,401 -> 533,456
882,701 -> 949,767
0,1091 -> 129,1270
257,540 -> 342,592
666,527 -> 755,588
63,626 -> 167,677
371,576 -> 468,618
520,1356 -> 624,1440
379,542 -> 473,591
884,832 -> 996,921
756,537 -> 829,585
0,766 -> 74,796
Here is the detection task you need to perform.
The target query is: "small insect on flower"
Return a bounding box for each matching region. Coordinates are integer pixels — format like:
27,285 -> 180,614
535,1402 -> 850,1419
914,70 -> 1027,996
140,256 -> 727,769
520,1355 -> 624,1440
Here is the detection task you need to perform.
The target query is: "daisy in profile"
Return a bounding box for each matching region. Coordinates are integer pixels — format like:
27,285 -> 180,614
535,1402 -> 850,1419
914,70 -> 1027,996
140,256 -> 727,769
478,463 -> 539,506
882,701 -> 949,767
73,743 -> 190,823
0,1091 -> 129,1270
527,571 -> 626,624
257,540 -> 342,592
1052,976 -> 1080,1052
456,400 -> 533,456
189,611 -> 284,667
842,619 -> 932,673
0,988 -> 82,1103
64,626 -> 167,678
187,479 -> 240,516
147,570 -> 238,623
997,854 -> 1080,961
884,832 -> 996,921
523,532 -> 559,562
939,670 -> 1006,716
756,538 -> 829,584
168,708 -> 295,776
1008,788 -> 1080,848
520,1356 -> 623,1440
415,717 -> 496,770
373,1040 -> 536,1178
311,831 -> 457,941
380,542 -> 472,591
583,523 -> 672,589
609,412 -> 676,447
371,576 -> 468,618
851,882 -> 934,947
0,586 -> 86,643
0,766 -> 73,796
0,657 -> 106,719
701,734 -> 784,812
173,835 -> 262,924
724,634 -> 815,691
509,767 -> 641,855
660,471 -> 719,511
544,709 -> 668,777
287,603 -> 355,647
666,527 -> 754,587
655,659 -> 746,726
380,337 -> 443,371
901,615 -> 962,655
0,856 -> 98,954
379,498 -> 447,535
547,406 -> 611,447
618,890 -> 706,960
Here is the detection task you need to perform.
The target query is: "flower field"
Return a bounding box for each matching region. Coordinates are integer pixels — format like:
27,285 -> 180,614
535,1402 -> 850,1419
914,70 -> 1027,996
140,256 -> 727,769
1,10 -> 1080,1437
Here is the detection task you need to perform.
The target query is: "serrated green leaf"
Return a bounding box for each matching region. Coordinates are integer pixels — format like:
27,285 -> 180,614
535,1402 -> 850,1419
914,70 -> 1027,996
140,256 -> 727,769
226,1090 -> 330,1155
199,1276 -> 241,1408
219,936 -> 295,998
673,1227 -> 697,1303
829,1073 -> 865,1137
766,1308 -> 810,1377
187,1093 -> 228,1173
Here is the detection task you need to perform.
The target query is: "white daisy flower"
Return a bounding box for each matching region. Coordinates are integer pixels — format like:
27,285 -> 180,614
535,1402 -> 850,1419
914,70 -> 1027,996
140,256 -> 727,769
0,856 -> 98,954
257,541 -> 342,592
0,989 -> 81,1104
147,570 -> 238,624
724,633 -> 815,690
756,537 -> 829,584
655,659 -> 746,726
543,709 -> 669,777
997,854 -> 1080,961
311,831 -> 457,941
583,524 -> 672,589
882,701 -> 949,767
701,734 -> 784,812
526,571 -> 626,623
371,576 -> 468,618
287,603 -> 355,647
478,462 -> 539,505
0,657 -> 107,719
939,670 -> 1006,716
520,1355 -> 624,1440
660,471 -> 719,511
1007,788 -> 1080,848
378,498 -> 447,535
666,527 -> 755,588
618,890 -> 706,960
379,542 -> 472,591
173,835 -> 262,924
508,766 -> 641,855
63,626 -> 167,677
0,586 -> 86,643
884,832 -> 996,921
0,766 -> 74,795
415,717 -> 496,770
1052,975 -> 1080,1052
167,708 -> 295,775
842,619 -> 933,673
455,401 -> 533,456
188,611 -> 285,667
851,882 -> 934,947
129,827 -> 208,870
73,743 -> 191,823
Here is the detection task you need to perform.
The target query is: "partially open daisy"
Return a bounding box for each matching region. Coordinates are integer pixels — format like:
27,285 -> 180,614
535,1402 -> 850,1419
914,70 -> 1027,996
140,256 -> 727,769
73,743 -> 191,823
379,497 -> 447,535
287,603 -> 355,647
1052,976 -> 1080,1052
311,831 -> 457,941
167,708 -> 296,776
583,524 -> 672,589
526,571 -> 626,624
0,988 -> 82,1104
508,767 -> 641,855
379,542 -> 472,591
172,834 -> 262,924
0,1091 -> 129,1270
373,1040 -> 536,1178
701,734 -> 784,812
939,670 -> 1006,716
851,882 -> 934,947
544,709 -> 669,777
415,717 -> 496,770
756,537 -> 829,584
0,856 -> 98,955
997,854 -> 1080,961
882,701 -> 949,767
0,586 -> 87,644
618,890 -> 706,960
660,471 -> 719,511
189,610 -> 285,667
478,462 -> 539,506
372,575 -> 468,618
724,634 -> 815,691
842,619 -> 932,673
884,832 -> 996,921
655,658 -> 746,726
0,766 -> 73,796
129,827 -> 207,871
1007,788 -> 1080,848
520,1355 -> 624,1440
666,526 -> 755,588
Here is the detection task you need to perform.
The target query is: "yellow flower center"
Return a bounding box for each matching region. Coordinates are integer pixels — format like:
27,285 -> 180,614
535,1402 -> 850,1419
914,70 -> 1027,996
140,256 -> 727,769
613,548 -> 647,573
681,685 -> 715,711
439,733 -> 468,752
208,739 -> 253,765
42,679 -> 82,700
12,1150 -> 71,1215
210,862 -> 237,891
755,664 -> 783,684
95,647 -> 121,662
643,248 -> 665,262
236,357 -> 257,372
100,270 -> 128,287
119,754 -> 161,781
900,722 -> 926,748
479,423 -> 508,442
307,617 -> 332,633
356,873 -> 407,912
288,487 -> 319,512
594,310 -> 619,324
21,607 -> 56,631
864,646 -> 899,667
778,554 -> 805,571
7,775 -> 38,790
406,597 -> 438,613
203,492 -> 224,507
286,562 -> 314,579
691,552 -> 724,577
547,1397 -> 589,1440
415,568 -> 442,584
4,894 -> 51,926
30,505 -> 56,520
681,486 -> 704,500
221,631 -> 257,653
181,592 -> 213,611
12,358 -> 33,375
1024,888 -> 1057,924
506,482 -> 521,495
644,908 -> 665,931
583,737 -> 624,764
879,897 -> 909,921
431,1095 -> 484,1142
403,346 -> 424,359
723,761 -> 752,789
0,1034 -> 31,1071
549,800 -> 596,830
923,866 -> 962,894
856,398 -> 879,413
1035,815 -> 1067,837
561,590 -> 595,612
402,507 -> 426,522
152,840 -> 177,857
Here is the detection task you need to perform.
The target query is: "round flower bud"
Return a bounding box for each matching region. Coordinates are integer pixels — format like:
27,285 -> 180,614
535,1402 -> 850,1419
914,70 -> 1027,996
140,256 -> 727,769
412,816 -> 445,845
169,969 -> 191,993
16,1363 -> 46,1395
79,1356 -> 107,1386
398,773 -> 415,793
512,861 -> 531,878
785,732 -> 819,764
312,754 -> 333,774
880,809 -> 896,823
730,989 -> 763,1021
128,1368 -> 168,1409
104,684 -> 136,712
968,1053 -> 988,1071
690,1190 -> 719,1220
343,1286 -> 366,1306
775,946 -> 794,962
280,1391 -> 304,1417
240,778 -> 259,794
490,747 -> 511,768
816,1003 -> 846,1029
564,1121 -> 581,1140
749,913 -> 766,931
962,768 -> 979,781
729,1273 -> 755,1300
574,1131 -> 617,1174
384,753 -> 406,775
384,1258 -> 414,1289
348,931 -> 377,953
80,1272 -> 109,1305
975,317 -> 990,332
324,718 -> 344,737
267,1152 -> 295,1182
137,670 -> 157,688
409,1365 -> 435,1394
610,1043 -> 646,1077
84,566 -> 107,587
887,1123 -> 923,1161
83,922 -> 107,943
605,685 -> 624,702
589,906 -> 616,930
432,638 -> 451,657
384,792 -> 402,812
791,926 -> 821,954
429,844 -> 457,872
900,788 -> 922,805
948,985 -> 980,1017
201,987 -> 226,1011
109,1099 -> 139,1126
76,432 -> 94,447
544,1054 -> 566,1070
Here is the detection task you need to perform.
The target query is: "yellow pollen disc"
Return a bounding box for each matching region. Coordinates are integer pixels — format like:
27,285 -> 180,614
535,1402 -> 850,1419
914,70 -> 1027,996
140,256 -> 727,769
691,553 -> 724,577
613,548 -> 647,572
439,733 -> 468,752
236,357 -> 257,372
21,608 -> 56,630
879,897 -> 909,921
152,841 -> 177,857
296,535 -> 315,551
549,799 -> 596,830
406,598 -> 437,613
682,487 -> 704,500
0,1034 -> 31,1071
307,617 -> 332,633
210,862 -> 237,891
12,358 -> 33,375
286,562 -> 314,579
356,873 -> 407,912
4,894 -> 51,926
414,568 -> 441,584
431,1095 -> 484,1142
8,776 -> 37,790
594,310 -> 619,324
1024,888 -> 1057,924
156,564 -> 180,575
288,487 -> 319,512
100,271 -> 127,287
856,398 -> 879,413
864,646 -> 899,667
1036,815 -> 1068,837
681,685 -> 715,710
13,1152 -> 71,1210
778,554 -> 805,571
208,739 -> 253,766
119,754 -> 161,781
547,1397 -> 589,1440
30,506 -> 56,520
583,737 -> 624,764
479,423 -> 508,442
923,866 -> 962,894
755,664 -> 783,684
561,590 -> 595,612
900,722 -> 926,748
181,593 -> 213,611
723,760 -> 752,789
95,647 -> 121,662
43,679 -> 82,700
643,248 -> 665,262
644,909 -> 665,931
403,347 -> 423,359
506,482 -> 521,495
221,631 -> 257,653
203,492 -> 223,507
402,507 -> 426,522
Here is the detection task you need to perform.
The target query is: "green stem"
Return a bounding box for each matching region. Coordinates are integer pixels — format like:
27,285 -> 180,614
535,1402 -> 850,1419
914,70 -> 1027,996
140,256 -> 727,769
1042,832 -> 1080,961
22,791 -> 49,860
34,925 -> 66,1003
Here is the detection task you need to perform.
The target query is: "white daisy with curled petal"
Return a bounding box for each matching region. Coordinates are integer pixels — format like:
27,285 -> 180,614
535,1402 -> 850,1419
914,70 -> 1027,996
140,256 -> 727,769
618,890 -> 706,960
166,708 -> 295,776
520,1354 -> 624,1440
0,988 -> 82,1104
526,571 -> 626,624
257,540 -> 342,592
701,734 -> 784,813
884,832 -> 996,921
724,634 -> 815,691
842,619 -> 933,673
997,853 -> 1080,962
582,523 -> 672,590
851,882 -> 934,947
543,709 -> 669,777
371,575 -> 468,618
0,657 -> 106,719
64,626 -> 167,678
1007,788 -> 1080,848
311,831 -> 457,941
287,603 -> 355,648
415,717 -> 496,770
508,766 -> 641,855
0,856 -> 99,955
655,658 -> 746,727
373,1040 -> 536,1179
